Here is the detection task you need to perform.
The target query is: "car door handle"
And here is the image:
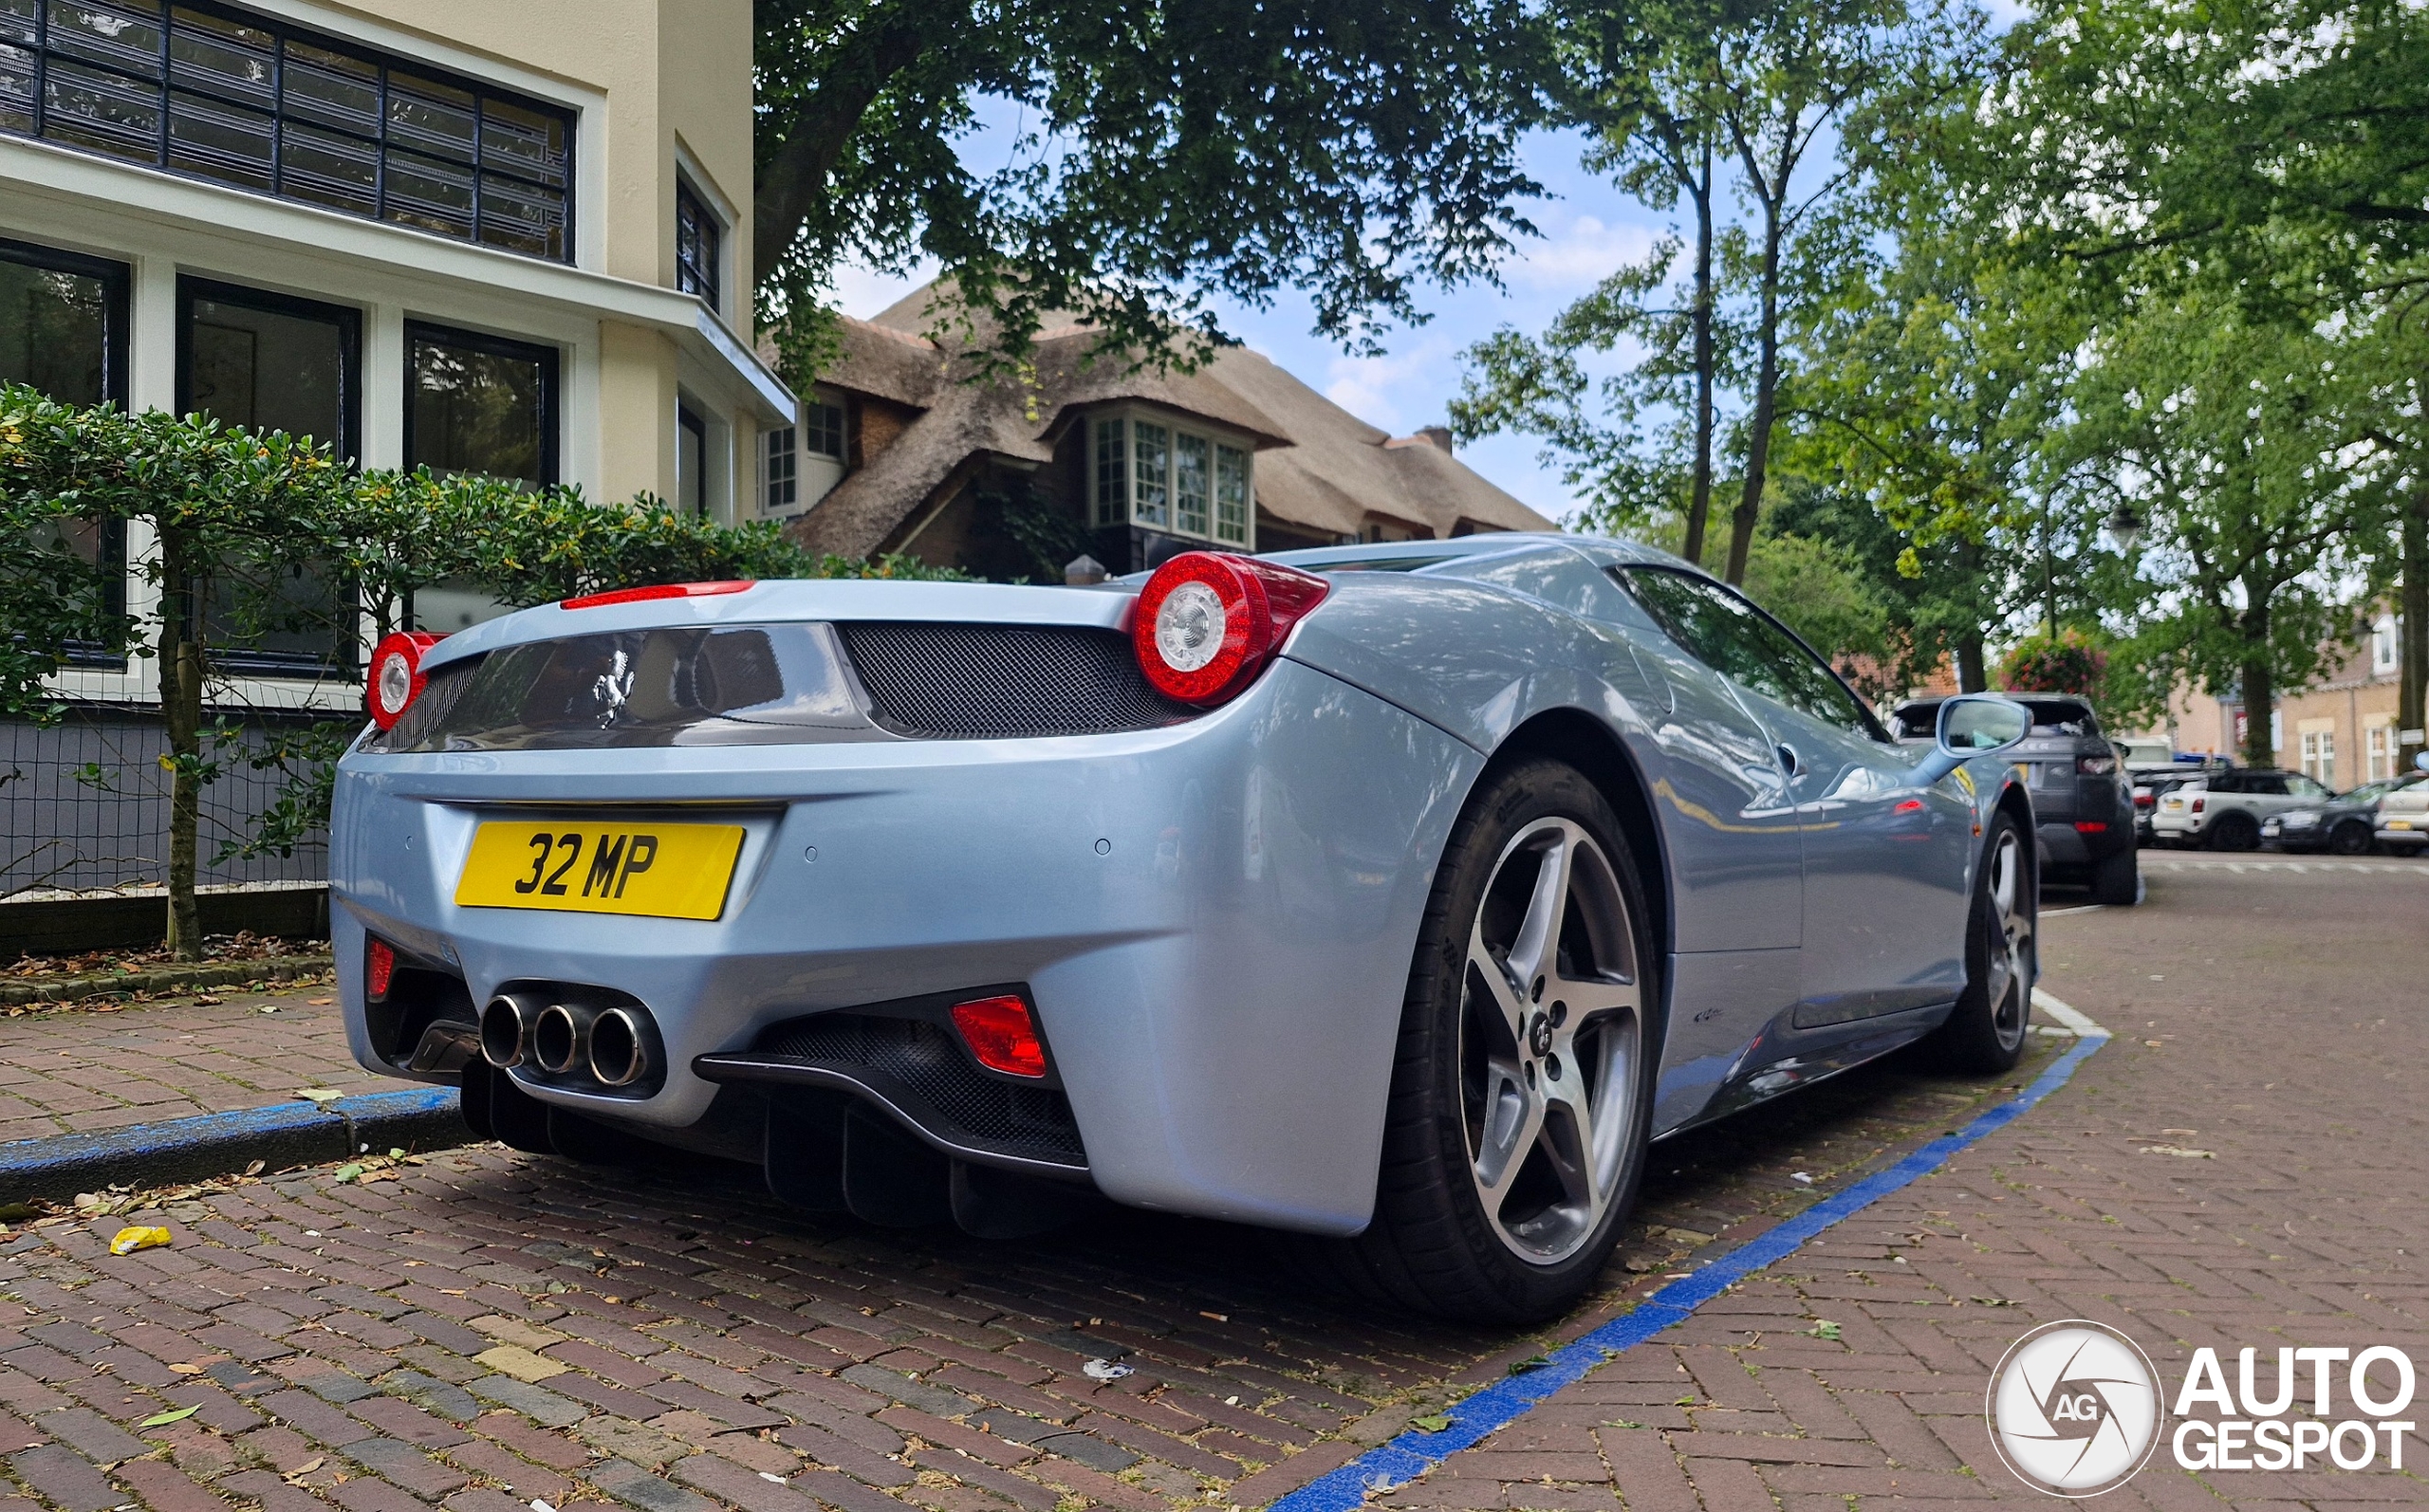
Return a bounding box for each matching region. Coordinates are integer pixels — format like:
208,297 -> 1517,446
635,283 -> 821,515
1776,743 -> 1801,776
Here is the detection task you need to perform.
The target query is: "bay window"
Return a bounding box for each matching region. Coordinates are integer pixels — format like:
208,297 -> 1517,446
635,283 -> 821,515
1087,411 -> 1252,547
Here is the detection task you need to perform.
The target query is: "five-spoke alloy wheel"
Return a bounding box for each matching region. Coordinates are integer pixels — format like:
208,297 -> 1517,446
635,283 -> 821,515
1925,810 -> 2034,1073
1460,817 -> 1643,1265
1334,759 -> 1658,1322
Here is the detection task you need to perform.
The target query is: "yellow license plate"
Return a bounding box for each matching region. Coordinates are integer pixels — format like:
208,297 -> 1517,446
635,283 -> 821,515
454,821 -> 744,919
2390,820 -> 2414,831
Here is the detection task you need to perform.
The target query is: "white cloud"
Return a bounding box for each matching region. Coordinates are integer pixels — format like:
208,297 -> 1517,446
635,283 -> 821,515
1507,213 -> 1663,293
1322,337 -> 1457,433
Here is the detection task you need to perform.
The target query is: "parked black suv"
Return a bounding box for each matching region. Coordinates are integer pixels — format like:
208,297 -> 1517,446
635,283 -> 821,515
1889,693 -> 2139,904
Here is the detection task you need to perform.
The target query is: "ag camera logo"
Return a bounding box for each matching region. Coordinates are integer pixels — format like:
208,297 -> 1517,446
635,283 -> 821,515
1986,1320 -> 2165,1496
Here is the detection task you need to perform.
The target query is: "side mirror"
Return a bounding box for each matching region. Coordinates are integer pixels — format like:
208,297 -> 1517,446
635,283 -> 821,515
1912,694 -> 2032,786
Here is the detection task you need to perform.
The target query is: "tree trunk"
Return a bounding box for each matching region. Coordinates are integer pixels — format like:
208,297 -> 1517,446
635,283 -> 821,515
1723,212 -> 1782,586
2402,489 -> 2427,774
2237,601 -> 2275,771
1956,633 -> 1987,694
752,5 -> 933,286
158,528 -> 203,959
1683,138 -> 1715,570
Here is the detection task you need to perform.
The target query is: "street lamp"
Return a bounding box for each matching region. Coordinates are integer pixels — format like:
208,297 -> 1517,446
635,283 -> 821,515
2105,503 -> 2144,554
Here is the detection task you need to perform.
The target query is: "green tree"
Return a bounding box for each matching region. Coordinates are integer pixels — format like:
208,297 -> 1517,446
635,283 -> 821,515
2075,302 -> 2391,768
752,0 -> 1544,377
1963,0 -> 2429,760
1456,0 -> 1963,585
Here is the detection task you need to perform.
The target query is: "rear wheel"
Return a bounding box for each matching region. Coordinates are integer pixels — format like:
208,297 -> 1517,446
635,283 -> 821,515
1924,813 -> 2032,1074
2088,845 -> 2139,906
1333,760 -> 1657,1323
2207,811 -> 2259,851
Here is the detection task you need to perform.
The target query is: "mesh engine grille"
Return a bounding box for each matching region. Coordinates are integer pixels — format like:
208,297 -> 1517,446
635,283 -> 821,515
760,1013 -> 1085,1166
839,622 -> 1191,739
362,657 -> 476,751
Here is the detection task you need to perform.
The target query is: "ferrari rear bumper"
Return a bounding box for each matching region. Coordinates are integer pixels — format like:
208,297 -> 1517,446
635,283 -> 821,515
331,655 -> 1478,1234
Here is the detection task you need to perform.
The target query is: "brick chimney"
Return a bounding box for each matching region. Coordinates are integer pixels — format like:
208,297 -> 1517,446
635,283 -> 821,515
1417,425 -> 1454,454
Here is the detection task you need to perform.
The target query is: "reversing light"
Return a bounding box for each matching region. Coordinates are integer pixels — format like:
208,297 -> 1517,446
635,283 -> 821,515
2077,754 -> 2118,775
365,937 -> 396,1002
950,995 -> 1048,1079
562,581 -> 755,610
1131,552 -> 1329,706
367,632 -> 442,730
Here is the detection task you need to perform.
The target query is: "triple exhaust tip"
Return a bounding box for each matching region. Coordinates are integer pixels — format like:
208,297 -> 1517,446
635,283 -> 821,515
480,992 -> 651,1088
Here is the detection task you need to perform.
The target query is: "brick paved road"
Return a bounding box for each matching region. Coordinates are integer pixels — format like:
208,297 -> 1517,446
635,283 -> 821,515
0,1016 -> 2060,1511
2,858 -> 2411,1512
1371,856 -> 2426,1507
0,989 -> 380,1146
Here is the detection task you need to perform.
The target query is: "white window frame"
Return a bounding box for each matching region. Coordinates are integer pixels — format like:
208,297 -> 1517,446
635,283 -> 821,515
1085,407 -> 1253,547
2300,729 -> 2335,787
2368,722 -> 2395,781
2374,614 -> 2401,675
764,425 -> 797,514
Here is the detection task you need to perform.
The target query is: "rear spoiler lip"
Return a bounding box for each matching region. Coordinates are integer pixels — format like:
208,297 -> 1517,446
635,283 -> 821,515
419,580 -> 1136,674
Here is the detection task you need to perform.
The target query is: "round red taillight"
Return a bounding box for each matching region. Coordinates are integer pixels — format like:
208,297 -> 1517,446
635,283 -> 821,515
367,631 -> 442,730
1131,552 -> 1329,706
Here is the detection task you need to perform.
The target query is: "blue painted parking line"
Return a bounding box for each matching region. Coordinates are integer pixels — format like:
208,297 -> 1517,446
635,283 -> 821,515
1271,1028 -> 2111,1510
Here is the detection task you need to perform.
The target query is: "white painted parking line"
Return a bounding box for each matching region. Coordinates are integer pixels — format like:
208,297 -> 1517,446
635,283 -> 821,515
2030,986 -> 2109,1038
2041,903 -> 2105,917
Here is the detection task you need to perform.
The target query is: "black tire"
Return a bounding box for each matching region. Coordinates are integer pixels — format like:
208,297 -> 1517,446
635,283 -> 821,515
2207,811 -> 2259,851
1924,812 -> 2033,1074
1328,759 -> 1659,1324
2328,821 -> 2372,857
2089,844 -> 2139,906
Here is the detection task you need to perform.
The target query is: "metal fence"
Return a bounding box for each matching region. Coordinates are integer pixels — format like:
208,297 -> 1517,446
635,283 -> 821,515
0,707 -> 330,897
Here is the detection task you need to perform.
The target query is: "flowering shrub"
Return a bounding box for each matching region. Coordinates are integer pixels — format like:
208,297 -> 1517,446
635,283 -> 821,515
1996,628 -> 2108,696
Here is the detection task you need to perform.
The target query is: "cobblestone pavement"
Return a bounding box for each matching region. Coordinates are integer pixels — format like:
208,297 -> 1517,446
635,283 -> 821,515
0,988 -> 382,1146
1369,857 -> 2425,1508
0,984 -> 2068,1512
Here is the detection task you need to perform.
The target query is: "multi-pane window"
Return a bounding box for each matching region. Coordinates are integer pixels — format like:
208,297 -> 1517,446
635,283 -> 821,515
1088,412 -> 1252,546
0,0 -> 574,260
2374,615 -> 2401,675
806,400 -> 844,458
1132,420 -> 1170,528
1214,444 -> 1248,544
2300,730 -> 2336,788
764,425 -> 796,513
804,399 -> 844,459
2368,724 -> 2396,781
675,179 -> 719,306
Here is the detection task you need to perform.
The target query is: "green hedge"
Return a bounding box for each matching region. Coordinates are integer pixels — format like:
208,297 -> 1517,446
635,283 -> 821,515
0,384 -> 965,952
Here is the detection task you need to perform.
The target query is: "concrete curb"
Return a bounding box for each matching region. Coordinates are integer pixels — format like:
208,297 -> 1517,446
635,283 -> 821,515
0,1087 -> 473,1204
0,953 -> 334,1007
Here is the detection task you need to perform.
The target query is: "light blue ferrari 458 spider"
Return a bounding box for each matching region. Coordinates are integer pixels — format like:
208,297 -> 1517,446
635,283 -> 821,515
334,532 -> 2037,1320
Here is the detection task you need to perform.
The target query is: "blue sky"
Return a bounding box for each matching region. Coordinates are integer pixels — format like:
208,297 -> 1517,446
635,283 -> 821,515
826,126 -> 1670,526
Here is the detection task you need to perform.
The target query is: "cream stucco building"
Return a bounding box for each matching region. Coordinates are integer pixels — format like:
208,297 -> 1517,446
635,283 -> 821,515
2,0 -> 792,710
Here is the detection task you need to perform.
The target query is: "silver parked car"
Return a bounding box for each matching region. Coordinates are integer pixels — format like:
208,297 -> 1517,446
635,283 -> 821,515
333,535 -> 2036,1321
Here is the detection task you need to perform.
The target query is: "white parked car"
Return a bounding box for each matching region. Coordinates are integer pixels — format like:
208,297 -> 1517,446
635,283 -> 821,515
2377,777 -> 2429,855
2150,768 -> 2334,850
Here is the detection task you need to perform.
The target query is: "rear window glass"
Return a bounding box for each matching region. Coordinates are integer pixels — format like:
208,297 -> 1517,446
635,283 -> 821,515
369,624 -> 879,750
